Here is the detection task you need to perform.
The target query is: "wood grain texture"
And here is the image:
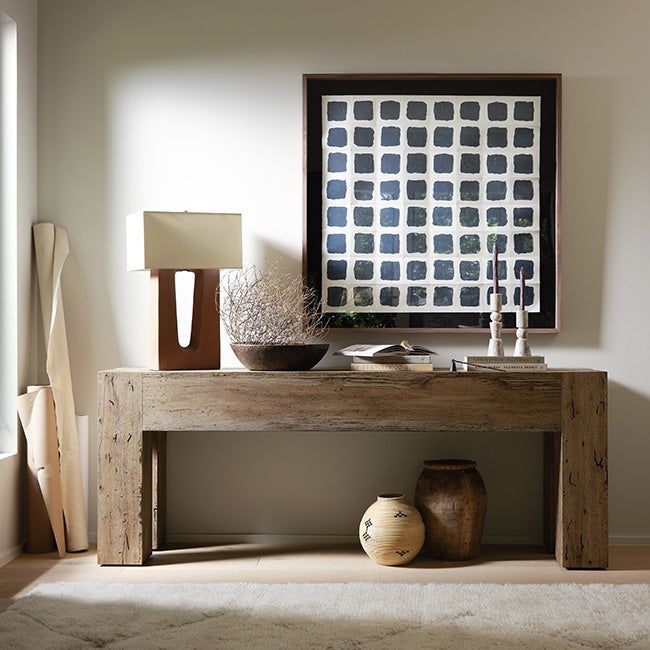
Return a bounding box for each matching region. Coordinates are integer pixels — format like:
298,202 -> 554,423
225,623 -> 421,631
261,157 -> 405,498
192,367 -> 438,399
141,371 -> 562,433
96,368 -> 607,569
7,546 -> 650,611
415,461 -> 487,561
97,372 -> 152,565
151,431 -> 167,550
557,372 -> 608,569
149,269 -> 220,370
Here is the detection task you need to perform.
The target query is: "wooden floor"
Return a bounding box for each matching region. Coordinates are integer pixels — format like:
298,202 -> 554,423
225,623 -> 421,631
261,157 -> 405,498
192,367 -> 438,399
1,544 -> 650,614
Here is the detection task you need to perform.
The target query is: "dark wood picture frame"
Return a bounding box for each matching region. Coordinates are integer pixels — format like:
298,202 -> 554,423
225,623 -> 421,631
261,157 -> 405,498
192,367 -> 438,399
303,73 -> 561,332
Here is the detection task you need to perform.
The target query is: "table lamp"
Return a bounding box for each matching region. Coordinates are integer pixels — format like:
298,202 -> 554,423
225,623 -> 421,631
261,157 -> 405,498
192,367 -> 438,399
126,211 -> 242,370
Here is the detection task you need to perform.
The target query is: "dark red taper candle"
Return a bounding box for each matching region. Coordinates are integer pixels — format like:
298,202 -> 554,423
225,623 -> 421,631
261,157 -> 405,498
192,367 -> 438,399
492,241 -> 499,295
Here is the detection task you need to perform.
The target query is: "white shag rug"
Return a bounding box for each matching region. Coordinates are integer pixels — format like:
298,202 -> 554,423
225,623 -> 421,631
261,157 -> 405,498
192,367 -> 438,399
1,582 -> 650,649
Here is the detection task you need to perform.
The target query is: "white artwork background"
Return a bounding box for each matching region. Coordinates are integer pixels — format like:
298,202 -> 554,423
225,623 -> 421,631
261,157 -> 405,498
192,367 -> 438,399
321,95 -> 541,313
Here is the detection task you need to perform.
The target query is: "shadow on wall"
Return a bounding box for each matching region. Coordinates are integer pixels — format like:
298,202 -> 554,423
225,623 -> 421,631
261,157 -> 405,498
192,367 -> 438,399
547,76 -> 614,350
243,235 -> 300,275
167,430 -> 544,544
607,381 -> 650,539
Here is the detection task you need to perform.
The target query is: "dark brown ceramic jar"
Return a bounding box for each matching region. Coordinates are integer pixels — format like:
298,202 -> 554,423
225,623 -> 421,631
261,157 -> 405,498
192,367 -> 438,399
414,459 -> 487,561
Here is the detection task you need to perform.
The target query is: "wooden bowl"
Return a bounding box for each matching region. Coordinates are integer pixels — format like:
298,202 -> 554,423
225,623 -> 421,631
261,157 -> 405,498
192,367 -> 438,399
231,343 -> 329,371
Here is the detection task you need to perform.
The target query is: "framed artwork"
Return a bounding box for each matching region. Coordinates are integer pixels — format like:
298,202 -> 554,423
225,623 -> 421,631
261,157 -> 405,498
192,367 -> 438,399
303,74 -> 560,331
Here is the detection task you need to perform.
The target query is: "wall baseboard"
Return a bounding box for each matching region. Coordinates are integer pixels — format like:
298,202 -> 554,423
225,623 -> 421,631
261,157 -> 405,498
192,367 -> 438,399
165,533 -> 359,545
87,532 -> 650,547
165,533 -> 543,546
482,535 -> 541,545
0,543 -> 23,568
609,536 -> 650,545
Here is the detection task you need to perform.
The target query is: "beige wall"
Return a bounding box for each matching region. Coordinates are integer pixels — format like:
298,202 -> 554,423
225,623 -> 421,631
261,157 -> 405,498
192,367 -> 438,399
0,0 -> 37,565
38,0 -> 650,544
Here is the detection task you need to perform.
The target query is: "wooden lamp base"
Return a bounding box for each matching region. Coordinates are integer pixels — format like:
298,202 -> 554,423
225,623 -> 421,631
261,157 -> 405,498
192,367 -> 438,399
149,269 -> 220,370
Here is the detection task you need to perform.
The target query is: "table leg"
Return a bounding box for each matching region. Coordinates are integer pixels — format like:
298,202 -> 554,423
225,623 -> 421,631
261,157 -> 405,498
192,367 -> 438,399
543,430 -> 559,554
152,431 -> 167,550
97,372 -> 152,565
556,373 -> 608,569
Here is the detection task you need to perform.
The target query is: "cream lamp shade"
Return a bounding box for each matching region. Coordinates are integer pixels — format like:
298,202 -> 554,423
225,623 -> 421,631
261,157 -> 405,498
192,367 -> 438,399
126,211 -> 242,271
126,210 -> 242,371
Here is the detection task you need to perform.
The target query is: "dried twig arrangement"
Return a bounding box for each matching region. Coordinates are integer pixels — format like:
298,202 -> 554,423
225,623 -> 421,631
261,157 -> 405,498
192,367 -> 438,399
219,262 -> 326,345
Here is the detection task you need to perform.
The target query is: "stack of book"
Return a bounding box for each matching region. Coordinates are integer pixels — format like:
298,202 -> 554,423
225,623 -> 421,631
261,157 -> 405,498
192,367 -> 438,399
336,342 -> 437,372
461,355 -> 547,372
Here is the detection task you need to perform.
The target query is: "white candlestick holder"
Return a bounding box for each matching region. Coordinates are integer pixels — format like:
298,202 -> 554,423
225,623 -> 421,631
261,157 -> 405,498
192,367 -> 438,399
487,292 -> 504,357
513,309 -> 532,357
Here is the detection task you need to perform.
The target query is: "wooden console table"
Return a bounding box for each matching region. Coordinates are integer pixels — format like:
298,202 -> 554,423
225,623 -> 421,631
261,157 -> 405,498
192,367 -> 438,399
97,369 -> 608,569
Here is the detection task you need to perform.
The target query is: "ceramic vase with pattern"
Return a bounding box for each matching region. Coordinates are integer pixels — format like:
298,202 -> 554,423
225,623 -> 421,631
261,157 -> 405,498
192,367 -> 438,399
359,494 -> 425,566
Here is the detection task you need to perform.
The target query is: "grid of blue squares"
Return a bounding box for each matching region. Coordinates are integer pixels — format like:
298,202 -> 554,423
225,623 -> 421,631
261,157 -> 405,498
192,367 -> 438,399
322,95 -> 540,312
